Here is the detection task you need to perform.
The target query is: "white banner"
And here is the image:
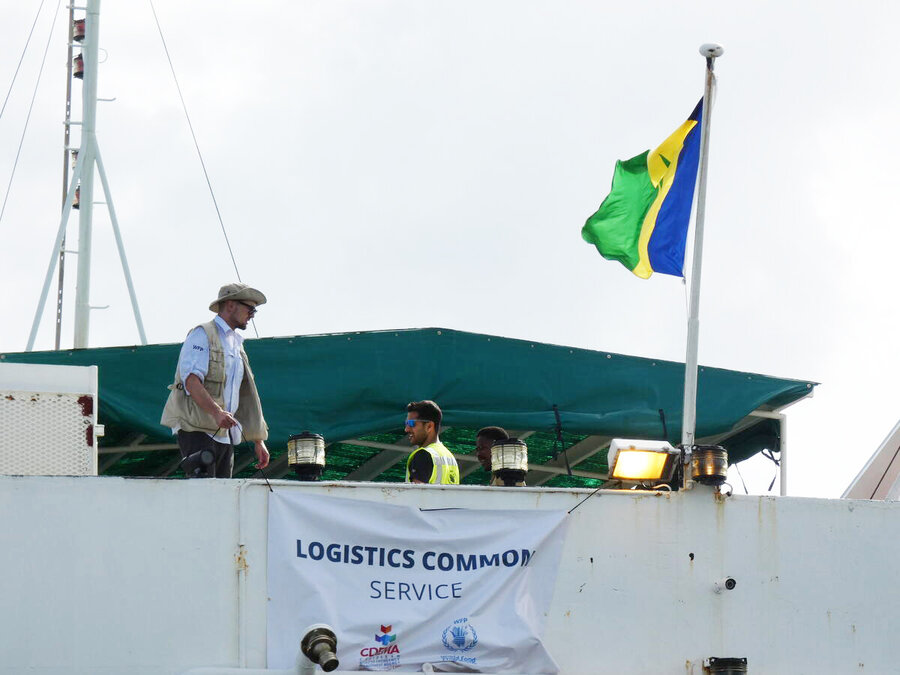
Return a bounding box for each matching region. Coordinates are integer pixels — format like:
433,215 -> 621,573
267,492 -> 569,672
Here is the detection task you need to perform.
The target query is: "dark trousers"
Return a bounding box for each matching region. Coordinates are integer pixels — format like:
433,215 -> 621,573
177,430 -> 234,478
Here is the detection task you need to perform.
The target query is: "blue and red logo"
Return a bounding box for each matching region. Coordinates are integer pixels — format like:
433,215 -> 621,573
375,625 -> 396,646
360,624 -> 400,657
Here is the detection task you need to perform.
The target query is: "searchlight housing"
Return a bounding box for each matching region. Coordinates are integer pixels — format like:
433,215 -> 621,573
607,439 -> 679,484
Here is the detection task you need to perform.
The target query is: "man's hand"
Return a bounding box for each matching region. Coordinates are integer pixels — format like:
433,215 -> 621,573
213,408 -> 238,430
255,441 -> 270,469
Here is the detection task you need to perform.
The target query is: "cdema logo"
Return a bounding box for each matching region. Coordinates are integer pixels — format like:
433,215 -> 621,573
360,624 -> 400,658
442,617 -> 478,653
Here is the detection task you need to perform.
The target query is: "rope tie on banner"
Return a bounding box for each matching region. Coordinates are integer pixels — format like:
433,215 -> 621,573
567,484 -> 605,514
552,404 -> 572,476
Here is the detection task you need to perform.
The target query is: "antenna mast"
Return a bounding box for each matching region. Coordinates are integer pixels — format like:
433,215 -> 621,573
27,0 -> 147,351
71,0 -> 101,348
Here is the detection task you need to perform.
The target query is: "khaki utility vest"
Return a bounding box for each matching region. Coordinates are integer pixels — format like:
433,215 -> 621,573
160,320 -> 268,441
405,441 -> 460,484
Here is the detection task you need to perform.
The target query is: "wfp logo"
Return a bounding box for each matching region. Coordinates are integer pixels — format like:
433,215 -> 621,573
375,625 -> 396,646
442,617 -> 478,653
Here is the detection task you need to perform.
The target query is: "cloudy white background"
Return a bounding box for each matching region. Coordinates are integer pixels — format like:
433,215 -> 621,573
1,1 -> 897,496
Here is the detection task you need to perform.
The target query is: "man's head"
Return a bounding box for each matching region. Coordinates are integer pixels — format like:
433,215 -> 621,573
210,283 -> 267,330
476,426 -> 509,472
405,400 -> 442,447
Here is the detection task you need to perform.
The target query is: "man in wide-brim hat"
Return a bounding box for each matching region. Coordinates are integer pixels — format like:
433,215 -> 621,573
161,283 -> 270,478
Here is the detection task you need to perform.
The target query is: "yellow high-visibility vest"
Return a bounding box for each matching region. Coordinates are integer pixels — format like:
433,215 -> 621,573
405,441 -> 459,484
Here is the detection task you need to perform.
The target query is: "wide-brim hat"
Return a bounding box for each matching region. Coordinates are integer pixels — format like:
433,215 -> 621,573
209,283 -> 267,312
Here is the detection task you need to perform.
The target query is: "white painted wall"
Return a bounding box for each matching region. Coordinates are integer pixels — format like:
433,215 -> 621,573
0,477 -> 897,674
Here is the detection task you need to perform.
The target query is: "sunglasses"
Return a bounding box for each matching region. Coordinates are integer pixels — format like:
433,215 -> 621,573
237,301 -> 257,316
404,419 -> 431,428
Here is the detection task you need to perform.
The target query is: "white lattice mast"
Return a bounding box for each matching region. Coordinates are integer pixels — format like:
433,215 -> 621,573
27,0 -> 147,351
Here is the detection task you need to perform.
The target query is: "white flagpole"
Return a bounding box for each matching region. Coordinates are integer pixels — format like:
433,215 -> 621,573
681,43 -> 723,460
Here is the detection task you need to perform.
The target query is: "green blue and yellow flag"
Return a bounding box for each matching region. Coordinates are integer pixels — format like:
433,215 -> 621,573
582,101 -> 702,279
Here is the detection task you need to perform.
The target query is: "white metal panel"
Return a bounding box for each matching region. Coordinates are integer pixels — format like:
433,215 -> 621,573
1,477 -> 898,674
0,362 -> 98,395
0,477 -> 241,675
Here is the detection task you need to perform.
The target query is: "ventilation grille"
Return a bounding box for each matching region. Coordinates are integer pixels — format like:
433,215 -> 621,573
0,391 -> 96,476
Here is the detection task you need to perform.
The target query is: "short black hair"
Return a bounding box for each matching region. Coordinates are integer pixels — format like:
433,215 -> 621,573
407,400 -> 442,429
476,426 -> 509,443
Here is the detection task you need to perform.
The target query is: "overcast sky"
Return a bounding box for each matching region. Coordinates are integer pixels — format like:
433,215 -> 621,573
1,1 -> 897,497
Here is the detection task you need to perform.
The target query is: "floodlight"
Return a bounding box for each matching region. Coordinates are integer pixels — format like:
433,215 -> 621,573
288,431 -> 326,481
607,439 -> 679,483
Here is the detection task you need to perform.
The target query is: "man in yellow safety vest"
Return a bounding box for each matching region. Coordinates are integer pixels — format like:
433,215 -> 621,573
404,400 -> 459,484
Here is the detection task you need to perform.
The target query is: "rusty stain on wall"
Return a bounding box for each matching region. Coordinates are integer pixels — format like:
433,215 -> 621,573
235,544 -> 249,573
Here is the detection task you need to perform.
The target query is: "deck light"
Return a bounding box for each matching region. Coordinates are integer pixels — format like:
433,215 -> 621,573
73,19 -> 86,42
690,445 -> 729,486
73,53 -> 84,79
288,431 -> 326,481
607,439 -> 679,484
491,437 -> 528,486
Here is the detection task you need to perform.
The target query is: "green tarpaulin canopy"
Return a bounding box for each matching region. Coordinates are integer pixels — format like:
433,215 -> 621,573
0,327 -> 815,484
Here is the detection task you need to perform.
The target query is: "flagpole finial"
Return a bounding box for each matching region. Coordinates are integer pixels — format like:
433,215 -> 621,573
699,43 -> 724,58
